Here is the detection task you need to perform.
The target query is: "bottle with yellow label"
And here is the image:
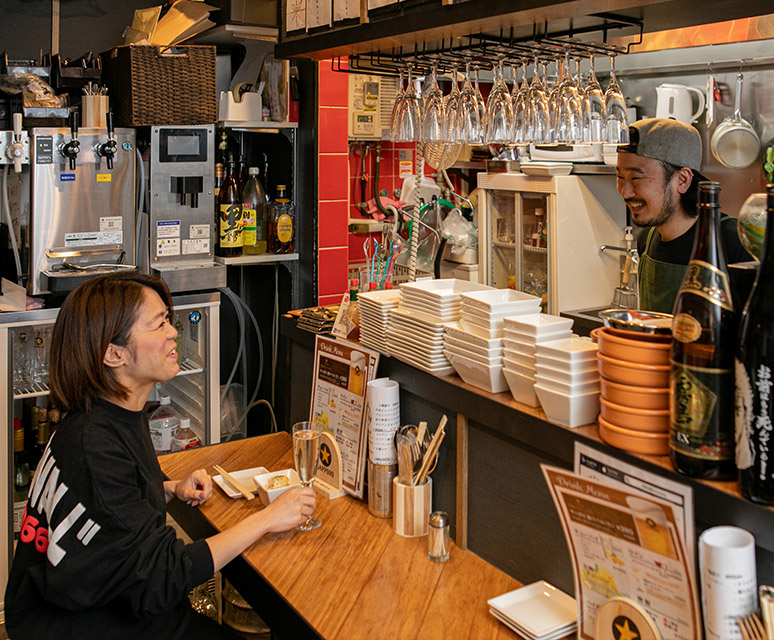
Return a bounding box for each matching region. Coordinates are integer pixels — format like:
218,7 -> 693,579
242,167 -> 269,255
270,184 -> 295,254
216,161 -> 243,257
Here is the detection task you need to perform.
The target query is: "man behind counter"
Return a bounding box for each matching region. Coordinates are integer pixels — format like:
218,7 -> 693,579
615,118 -> 752,313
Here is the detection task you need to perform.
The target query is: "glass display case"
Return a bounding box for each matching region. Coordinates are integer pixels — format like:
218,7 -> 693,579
479,172 -> 627,314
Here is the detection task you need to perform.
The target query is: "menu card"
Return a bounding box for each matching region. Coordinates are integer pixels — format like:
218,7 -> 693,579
542,465 -> 701,640
309,336 -> 379,499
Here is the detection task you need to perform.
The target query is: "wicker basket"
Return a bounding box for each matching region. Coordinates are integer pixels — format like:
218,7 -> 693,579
101,44 -> 217,126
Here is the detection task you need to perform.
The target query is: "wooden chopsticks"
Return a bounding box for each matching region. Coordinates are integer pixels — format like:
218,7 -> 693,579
213,464 -> 255,500
414,415 -> 447,486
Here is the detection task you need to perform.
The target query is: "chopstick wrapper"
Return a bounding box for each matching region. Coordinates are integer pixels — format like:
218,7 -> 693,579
699,526 -> 757,639
366,378 -> 400,464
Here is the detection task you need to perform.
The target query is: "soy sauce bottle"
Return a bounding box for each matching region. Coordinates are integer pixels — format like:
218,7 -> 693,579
670,182 -> 736,479
736,184 -> 774,502
215,161 -> 243,257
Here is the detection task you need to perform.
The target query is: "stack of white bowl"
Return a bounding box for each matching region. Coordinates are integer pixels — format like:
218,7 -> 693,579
501,314 -> 573,407
442,289 -> 541,394
358,289 -> 401,354
387,279 -> 492,376
533,337 -> 600,428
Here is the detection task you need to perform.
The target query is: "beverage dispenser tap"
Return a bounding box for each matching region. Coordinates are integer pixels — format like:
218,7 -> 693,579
7,113 -> 25,173
95,111 -> 118,169
59,111 -> 80,170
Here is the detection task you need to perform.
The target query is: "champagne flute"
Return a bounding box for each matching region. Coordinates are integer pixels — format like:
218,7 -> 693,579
390,67 -> 405,140
512,61 -> 530,144
292,421 -> 322,531
484,59 -> 513,143
456,62 -> 483,143
527,57 -> 550,144
553,49 -> 583,144
442,66 -> 460,143
421,64 -> 444,142
393,67 -> 421,142
604,55 -> 629,144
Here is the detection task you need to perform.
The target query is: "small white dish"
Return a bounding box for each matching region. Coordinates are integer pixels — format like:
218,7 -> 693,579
534,373 -> 600,396
444,350 -> 509,393
445,321 -> 503,350
461,311 -> 507,331
535,352 -> 599,375
489,608 -> 575,640
444,341 -> 503,366
460,288 -> 542,313
503,356 -> 536,377
535,384 -> 600,428
461,301 -> 539,322
535,361 -> 599,385
387,335 -> 447,362
503,367 -> 540,407
253,468 -> 301,506
502,348 -> 535,369
488,580 -> 577,638
390,307 -> 449,332
214,466 -> 268,499
444,334 -> 503,358
520,161 -> 573,176
358,289 -> 402,305
460,317 -> 504,339
503,337 -> 537,357
400,298 -> 461,321
535,337 -> 599,362
387,350 -> 456,377
503,313 -> 574,336
399,278 -> 493,302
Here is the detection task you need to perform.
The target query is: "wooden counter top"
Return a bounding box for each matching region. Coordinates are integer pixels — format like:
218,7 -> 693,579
160,433 -> 528,640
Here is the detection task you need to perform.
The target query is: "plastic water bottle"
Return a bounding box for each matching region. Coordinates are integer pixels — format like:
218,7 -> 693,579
149,395 -> 179,454
171,417 -> 201,452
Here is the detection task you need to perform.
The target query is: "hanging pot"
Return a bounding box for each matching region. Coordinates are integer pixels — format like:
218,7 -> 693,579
710,73 -> 760,169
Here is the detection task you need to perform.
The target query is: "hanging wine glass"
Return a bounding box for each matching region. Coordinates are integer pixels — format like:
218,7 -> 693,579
390,67 -> 405,141
456,62 -> 483,143
604,55 -> 629,144
421,64 -> 444,142
393,66 -> 421,142
527,56 -> 551,144
484,59 -> 513,143
553,49 -> 583,144
582,54 -> 605,143
512,61 -> 530,144
442,66 -> 461,143
473,66 -> 488,139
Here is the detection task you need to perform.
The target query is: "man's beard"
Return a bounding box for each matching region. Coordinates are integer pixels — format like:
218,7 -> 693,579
627,180 -> 678,228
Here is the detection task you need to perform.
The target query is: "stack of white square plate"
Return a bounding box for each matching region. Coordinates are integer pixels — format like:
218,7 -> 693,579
534,337 -> 600,428
500,314 -> 573,407
358,289 -> 401,354
458,289 -> 541,340
443,321 -> 508,393
386,279 -> 492,376
488,581 -> 577,640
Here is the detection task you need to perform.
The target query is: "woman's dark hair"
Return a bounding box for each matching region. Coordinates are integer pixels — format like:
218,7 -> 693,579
659,160 -> 700,218
49,272 -> 173,413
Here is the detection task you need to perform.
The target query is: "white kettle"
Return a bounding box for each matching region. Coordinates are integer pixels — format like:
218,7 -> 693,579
655,84 -> 706,124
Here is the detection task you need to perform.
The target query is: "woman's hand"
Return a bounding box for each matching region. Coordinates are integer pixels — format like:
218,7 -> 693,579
261,487 -> 316,533
167,468 -> 212,506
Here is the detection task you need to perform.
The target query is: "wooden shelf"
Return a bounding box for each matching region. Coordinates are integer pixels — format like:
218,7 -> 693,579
221,120 -> 298,130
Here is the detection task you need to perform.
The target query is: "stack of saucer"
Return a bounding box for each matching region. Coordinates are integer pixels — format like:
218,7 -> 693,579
386,279 -> 491,376
501,314 -> 573,407
488,581 -> 577,640
358,289 -> 401,353
534,337 -> 600,428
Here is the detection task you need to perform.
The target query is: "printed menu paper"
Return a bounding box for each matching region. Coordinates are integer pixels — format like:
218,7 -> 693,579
310,336 -> 379,499
574,443 -> 696,567
542,465 -> 701,640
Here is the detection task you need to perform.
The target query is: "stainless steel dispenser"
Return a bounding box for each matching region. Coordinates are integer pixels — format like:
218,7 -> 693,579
147,125 -> 225,292
26,114 -> 136,294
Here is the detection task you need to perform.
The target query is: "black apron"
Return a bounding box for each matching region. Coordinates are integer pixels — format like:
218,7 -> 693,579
637,227 -> 687,314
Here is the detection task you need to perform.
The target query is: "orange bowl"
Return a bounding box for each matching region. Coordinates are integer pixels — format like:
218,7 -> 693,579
605,326 -> 672,343
598,353 -> 670,388
599,397 -> 669,433
591,327 -> 672,366
598,415 -> 670,455
600,377 -> 669,410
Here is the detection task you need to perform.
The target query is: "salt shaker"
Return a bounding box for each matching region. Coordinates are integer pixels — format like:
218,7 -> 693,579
428,511 -> 450,562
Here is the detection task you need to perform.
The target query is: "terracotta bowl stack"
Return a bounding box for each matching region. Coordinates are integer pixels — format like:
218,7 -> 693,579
592,327 -> 672,456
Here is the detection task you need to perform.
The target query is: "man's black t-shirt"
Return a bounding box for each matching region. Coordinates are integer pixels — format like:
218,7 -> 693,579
636,215 -> 753,265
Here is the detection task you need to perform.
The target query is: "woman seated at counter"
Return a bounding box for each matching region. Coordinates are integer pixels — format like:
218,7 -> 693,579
4,273 -> 316,639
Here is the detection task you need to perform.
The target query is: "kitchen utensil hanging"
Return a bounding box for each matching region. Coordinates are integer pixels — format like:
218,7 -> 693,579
710,72 -> 760,169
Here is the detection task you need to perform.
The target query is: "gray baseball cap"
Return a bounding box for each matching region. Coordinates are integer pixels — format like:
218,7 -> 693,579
618,118 -> 705,177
